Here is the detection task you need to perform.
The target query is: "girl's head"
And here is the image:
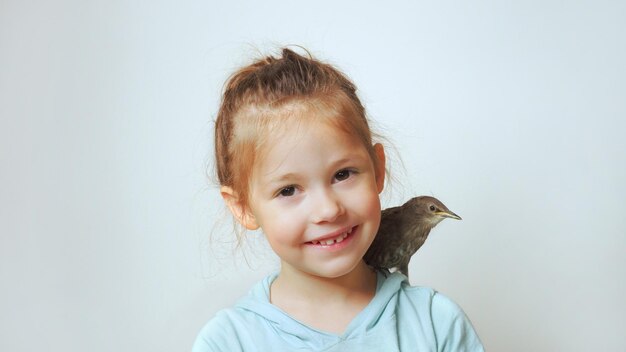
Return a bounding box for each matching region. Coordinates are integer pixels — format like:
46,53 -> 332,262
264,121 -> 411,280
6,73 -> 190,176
215,48 -> 386,235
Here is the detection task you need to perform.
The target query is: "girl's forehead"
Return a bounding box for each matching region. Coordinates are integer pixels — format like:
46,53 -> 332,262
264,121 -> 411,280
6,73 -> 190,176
264,113 -> 349,149
251,100 -> 348,138
235,96 -> 371,178
252,119 -> 369,182
255,114 -> 363,165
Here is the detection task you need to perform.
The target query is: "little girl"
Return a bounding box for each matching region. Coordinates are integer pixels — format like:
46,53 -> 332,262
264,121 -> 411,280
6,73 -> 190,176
193,48 -> 484,351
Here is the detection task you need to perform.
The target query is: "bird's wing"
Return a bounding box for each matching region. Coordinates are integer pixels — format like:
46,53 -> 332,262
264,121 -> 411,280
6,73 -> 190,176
364,205 -> 405,267
381,205 -> 403,219
374,206 -> 403,243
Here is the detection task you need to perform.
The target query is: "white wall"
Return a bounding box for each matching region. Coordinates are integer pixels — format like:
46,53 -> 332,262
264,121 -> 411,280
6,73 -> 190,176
1,1 -> 625,351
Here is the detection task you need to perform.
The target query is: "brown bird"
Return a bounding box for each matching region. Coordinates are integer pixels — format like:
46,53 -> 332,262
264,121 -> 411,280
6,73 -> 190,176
364,196 -> 461,278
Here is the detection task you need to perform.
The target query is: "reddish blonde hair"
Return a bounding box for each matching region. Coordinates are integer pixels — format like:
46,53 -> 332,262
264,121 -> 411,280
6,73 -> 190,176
215,48 -> 383,213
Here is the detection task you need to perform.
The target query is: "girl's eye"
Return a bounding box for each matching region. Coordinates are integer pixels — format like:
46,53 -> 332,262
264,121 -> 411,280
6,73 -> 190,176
278,186 -> 296,197
334,169 -> 353,182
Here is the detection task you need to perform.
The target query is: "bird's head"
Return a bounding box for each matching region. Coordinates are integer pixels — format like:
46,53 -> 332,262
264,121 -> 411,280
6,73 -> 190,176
410,196 -> 462,226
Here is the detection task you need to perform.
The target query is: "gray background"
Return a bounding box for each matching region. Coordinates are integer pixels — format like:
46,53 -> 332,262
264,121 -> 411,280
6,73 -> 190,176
1,0 -> 625,351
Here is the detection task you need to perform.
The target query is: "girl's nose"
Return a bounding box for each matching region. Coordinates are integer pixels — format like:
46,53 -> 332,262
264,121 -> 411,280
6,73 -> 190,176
311,189 -> 345,223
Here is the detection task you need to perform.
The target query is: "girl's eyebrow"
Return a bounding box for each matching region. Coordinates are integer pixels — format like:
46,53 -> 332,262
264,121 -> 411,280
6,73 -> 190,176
267,172 -> 299,184
265,154 -> 368,184
330,154 -> 369,168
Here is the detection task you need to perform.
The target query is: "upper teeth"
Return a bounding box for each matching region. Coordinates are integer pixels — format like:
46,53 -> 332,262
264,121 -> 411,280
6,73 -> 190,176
311,228 -> 353,245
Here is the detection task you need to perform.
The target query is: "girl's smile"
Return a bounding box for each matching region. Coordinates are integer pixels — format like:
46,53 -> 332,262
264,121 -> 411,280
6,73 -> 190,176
305,225 -> 358,249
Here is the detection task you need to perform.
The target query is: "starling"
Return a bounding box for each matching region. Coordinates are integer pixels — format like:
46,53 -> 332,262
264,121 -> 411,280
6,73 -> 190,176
364,196 -> 461,278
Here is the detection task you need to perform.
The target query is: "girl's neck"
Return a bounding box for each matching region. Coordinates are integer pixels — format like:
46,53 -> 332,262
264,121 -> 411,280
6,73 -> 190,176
269,261 -> 377,334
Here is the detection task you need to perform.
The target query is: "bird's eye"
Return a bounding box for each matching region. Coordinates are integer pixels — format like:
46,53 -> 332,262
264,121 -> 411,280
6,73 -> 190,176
429,205 -> 436,212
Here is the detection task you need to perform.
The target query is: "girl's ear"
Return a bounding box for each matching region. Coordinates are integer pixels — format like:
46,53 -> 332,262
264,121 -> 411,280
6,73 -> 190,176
373,143 -> 386,194
220,186 -> 260,230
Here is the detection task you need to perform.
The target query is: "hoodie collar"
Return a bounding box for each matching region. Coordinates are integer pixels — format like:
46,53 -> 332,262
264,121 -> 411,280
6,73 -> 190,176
235,271 -> 407,348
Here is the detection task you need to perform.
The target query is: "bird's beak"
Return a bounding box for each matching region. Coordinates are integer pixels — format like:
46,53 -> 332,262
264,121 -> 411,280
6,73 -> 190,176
436,210 -> 462,220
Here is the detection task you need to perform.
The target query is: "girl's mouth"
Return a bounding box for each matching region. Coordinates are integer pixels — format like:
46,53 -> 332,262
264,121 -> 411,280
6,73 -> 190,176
307,226 -> 357,247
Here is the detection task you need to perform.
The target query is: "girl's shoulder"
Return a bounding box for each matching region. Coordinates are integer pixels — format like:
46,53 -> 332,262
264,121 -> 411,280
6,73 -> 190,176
191,273 -> 282,352
380,271 -> 468,316
389,274 -> 484,351
191,308 -> 240,352
400,280 -> 465,316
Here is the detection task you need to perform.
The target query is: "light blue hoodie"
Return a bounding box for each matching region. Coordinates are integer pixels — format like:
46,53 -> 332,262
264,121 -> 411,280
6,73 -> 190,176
192,272 -> 484,351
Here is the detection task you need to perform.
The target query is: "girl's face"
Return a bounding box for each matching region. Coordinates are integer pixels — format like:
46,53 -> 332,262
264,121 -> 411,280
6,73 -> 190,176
244,112 -> 385,280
